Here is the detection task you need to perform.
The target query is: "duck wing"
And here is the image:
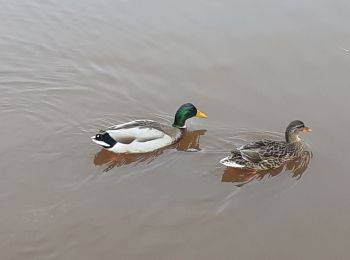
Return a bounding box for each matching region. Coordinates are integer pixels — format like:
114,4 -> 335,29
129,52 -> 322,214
239,140 -> 287,163
106,120 -> 166,144
107,120 -> 164,131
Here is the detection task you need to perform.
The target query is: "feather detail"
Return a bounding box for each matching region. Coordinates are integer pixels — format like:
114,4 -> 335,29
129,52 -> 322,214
92,120 -> 182,153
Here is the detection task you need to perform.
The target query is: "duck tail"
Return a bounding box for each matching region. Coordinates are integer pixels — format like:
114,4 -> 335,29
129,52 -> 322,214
230,146 -> 240,154
220,156 -> 245,168
91,132 -> 117,148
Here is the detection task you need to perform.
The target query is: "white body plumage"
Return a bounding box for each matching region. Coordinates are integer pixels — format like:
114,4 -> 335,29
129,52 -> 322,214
91,120 -> 182,153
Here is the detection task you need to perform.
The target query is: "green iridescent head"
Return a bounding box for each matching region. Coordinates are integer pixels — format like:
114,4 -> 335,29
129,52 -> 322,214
172,103 -> 207,128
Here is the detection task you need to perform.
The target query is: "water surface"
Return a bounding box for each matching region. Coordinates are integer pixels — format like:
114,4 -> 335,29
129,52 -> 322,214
1,0 -> 350,259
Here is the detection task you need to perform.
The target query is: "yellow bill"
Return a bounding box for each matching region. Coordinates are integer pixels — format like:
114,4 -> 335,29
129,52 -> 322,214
196,111 -> 208,118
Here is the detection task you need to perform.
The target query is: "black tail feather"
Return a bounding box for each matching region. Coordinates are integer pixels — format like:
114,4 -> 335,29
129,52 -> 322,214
95,132 -> 117,148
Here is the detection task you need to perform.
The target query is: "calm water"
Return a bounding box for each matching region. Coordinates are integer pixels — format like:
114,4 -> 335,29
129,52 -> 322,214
1,0 -> 350,259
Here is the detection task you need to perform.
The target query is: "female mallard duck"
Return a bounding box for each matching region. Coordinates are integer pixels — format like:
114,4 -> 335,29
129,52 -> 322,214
91,103 -> 207,153
220,120 -> 311,171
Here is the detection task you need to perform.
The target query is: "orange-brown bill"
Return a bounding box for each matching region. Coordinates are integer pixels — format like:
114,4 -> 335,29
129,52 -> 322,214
303,127 -> 312,133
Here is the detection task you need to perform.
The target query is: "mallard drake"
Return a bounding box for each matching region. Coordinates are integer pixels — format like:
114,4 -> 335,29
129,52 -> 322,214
91,103 -> 207,153
220,120 -> 311,171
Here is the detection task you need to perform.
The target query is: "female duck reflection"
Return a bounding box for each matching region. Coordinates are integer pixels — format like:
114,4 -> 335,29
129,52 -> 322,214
93,129 -> 207,172
221,150 -> 313,186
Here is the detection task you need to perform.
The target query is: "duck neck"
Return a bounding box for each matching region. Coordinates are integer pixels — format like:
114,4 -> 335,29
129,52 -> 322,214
173,119 -> 186,128
173,114 -> 187,128
285,131 -> 300,143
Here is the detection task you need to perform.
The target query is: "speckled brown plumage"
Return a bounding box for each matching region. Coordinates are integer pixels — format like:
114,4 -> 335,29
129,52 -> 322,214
220,120 -> 311,171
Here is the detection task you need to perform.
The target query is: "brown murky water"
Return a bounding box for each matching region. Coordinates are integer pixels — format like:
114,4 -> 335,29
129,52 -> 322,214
1,0 -> 350,259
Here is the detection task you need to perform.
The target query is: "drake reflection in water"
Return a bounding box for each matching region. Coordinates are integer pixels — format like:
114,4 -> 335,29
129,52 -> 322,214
93,129 -> 207,172
221,150 -> 313,186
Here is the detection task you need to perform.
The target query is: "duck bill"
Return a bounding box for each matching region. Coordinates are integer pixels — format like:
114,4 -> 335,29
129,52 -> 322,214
196,111 -> 208,118
303,127 -> 312,133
